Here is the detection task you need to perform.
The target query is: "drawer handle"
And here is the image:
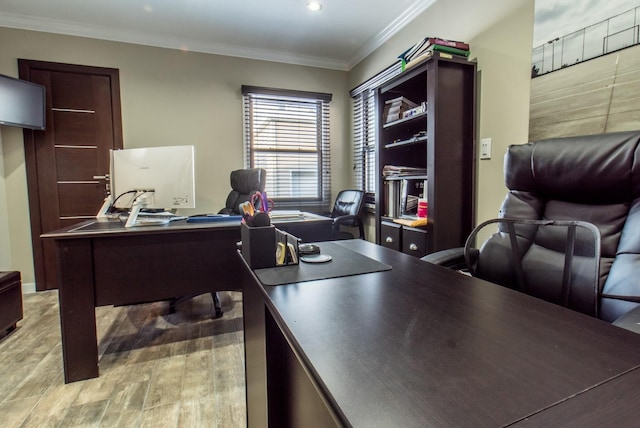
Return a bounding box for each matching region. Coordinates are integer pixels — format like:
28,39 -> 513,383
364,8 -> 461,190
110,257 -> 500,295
385,236 -> 394,243
409,243 -> 418,251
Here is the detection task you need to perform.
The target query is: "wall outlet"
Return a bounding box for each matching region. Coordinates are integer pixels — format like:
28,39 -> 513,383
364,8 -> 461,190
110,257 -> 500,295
480,138 -> 492,160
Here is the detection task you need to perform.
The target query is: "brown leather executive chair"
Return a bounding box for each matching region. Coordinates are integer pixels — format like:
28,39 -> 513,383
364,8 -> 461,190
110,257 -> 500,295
422,131 -> 640,328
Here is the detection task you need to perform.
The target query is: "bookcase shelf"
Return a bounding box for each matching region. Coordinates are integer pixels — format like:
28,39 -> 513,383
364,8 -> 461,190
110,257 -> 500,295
382,111 -> 427,129
375,55 -> 477,257
384,135 -> 428,149
384,175 -> 428,181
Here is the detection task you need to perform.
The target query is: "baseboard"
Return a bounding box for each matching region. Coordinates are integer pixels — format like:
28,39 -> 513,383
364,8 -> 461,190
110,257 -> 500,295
22,282 -> 36,294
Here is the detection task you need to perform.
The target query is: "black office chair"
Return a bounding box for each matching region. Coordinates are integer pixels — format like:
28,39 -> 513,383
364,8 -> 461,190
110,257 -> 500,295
171,168 -> 267,319
330,190 -> 365,240
219,168 -> 267,215
456,218 -> 601,317
421,131 -> 640,323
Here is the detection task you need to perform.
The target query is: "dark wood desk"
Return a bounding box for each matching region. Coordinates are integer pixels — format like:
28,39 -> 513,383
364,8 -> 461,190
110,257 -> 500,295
42,213 -> 331,383
241,240 -> 640,427
510,368 -> 640,427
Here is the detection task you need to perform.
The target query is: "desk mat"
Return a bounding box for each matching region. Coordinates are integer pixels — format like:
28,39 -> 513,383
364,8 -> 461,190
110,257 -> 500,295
254,241 -> 392,286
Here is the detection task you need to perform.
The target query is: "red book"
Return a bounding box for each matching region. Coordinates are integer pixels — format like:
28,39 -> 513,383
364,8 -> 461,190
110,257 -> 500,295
426,37 -> 469,51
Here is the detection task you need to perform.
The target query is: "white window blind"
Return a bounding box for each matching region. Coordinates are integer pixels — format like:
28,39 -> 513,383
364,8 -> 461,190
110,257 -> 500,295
242,86 -> 332,212
350,62 -> 402,206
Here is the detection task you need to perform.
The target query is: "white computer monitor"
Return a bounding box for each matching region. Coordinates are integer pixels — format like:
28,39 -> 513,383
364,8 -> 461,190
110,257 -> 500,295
100,145 -> 195,226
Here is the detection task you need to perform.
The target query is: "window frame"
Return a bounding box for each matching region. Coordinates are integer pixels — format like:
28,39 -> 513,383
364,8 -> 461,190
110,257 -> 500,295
350,62 -> 402,209
242,85 -> 332,212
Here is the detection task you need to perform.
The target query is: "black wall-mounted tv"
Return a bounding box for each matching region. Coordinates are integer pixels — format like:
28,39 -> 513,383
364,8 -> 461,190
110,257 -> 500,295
0,73 -> 46,131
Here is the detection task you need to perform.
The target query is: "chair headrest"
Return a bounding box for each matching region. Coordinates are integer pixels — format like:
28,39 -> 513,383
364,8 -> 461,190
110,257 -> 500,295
230,168 -> 266,194
332,190 -> 364,217
505,130 -> 640,204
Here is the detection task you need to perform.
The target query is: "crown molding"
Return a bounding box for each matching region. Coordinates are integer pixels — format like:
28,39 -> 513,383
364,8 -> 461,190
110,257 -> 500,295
347,0 -> 437,69
0,1 -> 436,72
0,12 -> 350,70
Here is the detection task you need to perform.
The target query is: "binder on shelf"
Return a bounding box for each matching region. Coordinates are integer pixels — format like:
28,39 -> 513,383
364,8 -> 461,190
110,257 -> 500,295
385,180 -> 400,218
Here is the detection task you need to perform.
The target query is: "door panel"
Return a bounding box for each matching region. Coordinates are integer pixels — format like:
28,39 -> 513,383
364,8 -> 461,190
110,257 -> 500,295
58,183 -> 104,216
19,60 -> 123,290
56,147 -> 98,181
52,110 -> 97,142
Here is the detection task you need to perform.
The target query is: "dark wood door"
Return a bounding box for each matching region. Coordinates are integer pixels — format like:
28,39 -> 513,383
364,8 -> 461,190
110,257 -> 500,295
19,60 -> 123,291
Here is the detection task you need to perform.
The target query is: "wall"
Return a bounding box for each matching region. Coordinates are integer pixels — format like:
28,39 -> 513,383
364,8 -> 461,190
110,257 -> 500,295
349,0 -> 535,238
1,0 -> 536,287
471,2 -> 535,230
0,130 -> 12,270
0,27 -> 350,288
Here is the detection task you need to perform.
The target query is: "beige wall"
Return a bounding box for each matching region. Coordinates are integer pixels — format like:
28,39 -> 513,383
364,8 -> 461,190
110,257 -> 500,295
1,0 -> 535,288
0,130 -> 12,270
349,0 -> 535,239
0,27 -> 349,287
471,2 -> 535,229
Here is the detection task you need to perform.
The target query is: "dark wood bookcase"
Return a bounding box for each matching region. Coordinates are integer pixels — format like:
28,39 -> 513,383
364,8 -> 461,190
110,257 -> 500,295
375,55 -> 476,257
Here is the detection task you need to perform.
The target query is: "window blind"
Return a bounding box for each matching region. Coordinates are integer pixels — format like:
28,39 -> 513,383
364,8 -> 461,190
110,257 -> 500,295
242,86 -> 332,212
350,62 -> 402,204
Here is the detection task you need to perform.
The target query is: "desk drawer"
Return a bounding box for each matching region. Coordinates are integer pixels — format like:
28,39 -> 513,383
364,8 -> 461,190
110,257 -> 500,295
380,221 -> 401,251
402,227 -> 428,257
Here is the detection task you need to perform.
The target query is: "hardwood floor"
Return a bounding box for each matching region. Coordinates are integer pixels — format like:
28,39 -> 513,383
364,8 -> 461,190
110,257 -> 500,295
0,290 -> 246,427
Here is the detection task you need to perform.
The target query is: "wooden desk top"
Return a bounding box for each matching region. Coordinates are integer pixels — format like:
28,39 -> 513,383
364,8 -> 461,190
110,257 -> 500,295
41,212 -> 331,240
260,240 -> 640,427
510,367 -> 640,427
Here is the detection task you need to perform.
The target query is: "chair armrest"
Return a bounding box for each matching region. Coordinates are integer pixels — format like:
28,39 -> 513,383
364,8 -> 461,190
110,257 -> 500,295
421,248 -> 477,271
333,214 -> 361,226
333,215 -> 365,239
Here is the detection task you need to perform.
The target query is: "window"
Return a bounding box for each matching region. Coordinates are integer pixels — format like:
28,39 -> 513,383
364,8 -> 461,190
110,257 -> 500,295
242,86 -> 332,212
350,62 -> 402,207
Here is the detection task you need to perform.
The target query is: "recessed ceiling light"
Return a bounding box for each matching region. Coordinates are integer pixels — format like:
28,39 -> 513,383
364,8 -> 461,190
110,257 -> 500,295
307,1 -> 322,12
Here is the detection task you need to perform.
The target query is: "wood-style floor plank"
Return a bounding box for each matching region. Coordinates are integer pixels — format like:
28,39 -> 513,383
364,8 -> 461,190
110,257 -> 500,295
0,290 -> 246,428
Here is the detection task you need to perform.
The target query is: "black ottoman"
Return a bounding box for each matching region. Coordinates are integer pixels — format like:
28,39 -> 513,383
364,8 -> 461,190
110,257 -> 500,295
0,271 -> 23,336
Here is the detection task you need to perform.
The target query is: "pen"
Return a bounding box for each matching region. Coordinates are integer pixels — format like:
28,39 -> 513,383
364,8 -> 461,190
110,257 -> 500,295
261,192 -> 268,212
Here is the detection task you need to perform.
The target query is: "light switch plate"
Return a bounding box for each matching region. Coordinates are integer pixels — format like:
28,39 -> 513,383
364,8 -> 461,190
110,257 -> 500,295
480,138 -> 492,160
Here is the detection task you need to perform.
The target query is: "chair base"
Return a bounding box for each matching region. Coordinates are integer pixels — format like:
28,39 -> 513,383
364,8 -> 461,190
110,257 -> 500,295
169,292 -> 223,319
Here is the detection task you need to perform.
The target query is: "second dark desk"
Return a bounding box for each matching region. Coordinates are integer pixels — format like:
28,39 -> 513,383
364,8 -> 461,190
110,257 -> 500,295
42,213 -> 331,383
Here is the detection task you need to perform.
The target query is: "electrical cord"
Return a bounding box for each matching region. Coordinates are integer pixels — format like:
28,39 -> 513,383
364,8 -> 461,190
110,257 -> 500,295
108,190 -> 138,213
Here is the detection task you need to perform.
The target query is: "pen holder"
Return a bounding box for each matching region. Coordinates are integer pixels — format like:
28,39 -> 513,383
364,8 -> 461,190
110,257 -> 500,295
240,223 -> 300,269
241,223 -> 276,269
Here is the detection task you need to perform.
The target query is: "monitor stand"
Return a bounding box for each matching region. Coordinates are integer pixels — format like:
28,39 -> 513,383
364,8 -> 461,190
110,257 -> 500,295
124,191 -> 155,228
95,196 -> 114,219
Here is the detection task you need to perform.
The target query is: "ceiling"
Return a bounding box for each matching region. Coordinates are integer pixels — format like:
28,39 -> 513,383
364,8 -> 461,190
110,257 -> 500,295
0,0 -> 441,71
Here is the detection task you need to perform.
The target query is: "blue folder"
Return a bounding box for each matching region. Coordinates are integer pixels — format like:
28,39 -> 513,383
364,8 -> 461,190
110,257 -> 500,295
186,215 -> 243,223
